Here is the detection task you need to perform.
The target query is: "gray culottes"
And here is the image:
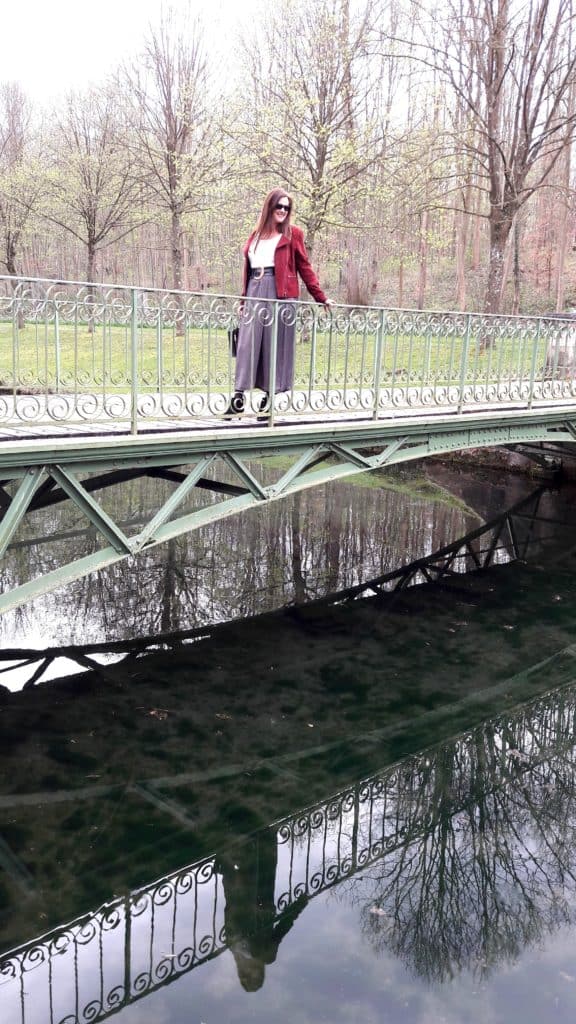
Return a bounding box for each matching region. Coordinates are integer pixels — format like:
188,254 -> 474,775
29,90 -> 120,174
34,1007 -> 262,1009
234,274 -> 296,393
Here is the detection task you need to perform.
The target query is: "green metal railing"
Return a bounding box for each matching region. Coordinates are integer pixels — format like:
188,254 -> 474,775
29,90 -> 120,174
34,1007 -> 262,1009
1,275 -> 575,433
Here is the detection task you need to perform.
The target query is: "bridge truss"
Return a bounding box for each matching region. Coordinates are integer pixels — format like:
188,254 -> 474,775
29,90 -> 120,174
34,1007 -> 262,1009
1,407 -> 576,613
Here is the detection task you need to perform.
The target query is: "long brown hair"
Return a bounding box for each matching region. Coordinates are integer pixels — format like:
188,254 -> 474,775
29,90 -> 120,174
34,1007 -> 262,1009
253,187 -> 293,239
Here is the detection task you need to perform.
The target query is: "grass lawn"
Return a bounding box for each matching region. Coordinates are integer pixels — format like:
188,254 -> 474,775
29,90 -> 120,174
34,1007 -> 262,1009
0,320 -> 550,392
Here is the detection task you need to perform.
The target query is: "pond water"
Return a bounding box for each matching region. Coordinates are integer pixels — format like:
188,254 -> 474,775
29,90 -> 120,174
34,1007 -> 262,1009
3,461 -> 576,1024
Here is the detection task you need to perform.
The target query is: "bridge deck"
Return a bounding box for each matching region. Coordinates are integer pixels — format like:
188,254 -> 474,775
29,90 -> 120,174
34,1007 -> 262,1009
0,402 -> 575,466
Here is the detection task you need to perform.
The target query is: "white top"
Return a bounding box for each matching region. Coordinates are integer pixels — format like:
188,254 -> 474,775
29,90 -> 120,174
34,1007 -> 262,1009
248,234 -> 281,269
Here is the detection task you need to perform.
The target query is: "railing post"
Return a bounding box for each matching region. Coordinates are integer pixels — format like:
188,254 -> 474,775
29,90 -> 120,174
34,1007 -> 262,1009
156,311 -> 162,392
54,306 -> 61,393
372,309 -> 385,420
131,288 -> 139,435
527,319 -> 541,410
124,893 -> 132,1009
458,313 -> 472,414
11,297 -> 19,400
266,300 -> 279,426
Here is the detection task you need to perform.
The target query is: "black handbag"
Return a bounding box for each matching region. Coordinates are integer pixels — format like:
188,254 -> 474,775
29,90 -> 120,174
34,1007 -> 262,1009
228,326 -> 239,357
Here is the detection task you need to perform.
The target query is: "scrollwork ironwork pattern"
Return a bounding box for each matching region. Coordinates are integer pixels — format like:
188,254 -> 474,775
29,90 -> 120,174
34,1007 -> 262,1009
1,274 -> 575,430
1,853 -> 222,1024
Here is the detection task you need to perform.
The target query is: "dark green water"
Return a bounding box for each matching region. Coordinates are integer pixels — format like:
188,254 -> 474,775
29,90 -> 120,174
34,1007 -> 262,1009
3,463 -> 576,1023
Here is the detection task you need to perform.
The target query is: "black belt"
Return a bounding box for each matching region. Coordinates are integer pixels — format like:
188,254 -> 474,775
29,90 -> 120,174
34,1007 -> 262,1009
250,267 -> 275,279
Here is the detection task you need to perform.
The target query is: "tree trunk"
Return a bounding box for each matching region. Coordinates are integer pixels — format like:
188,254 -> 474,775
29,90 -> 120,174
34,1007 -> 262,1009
171,206 -> 183,293
417,209 -> 429,310
303,222 -> 317,256
455,208 -> 468,310
87,243 -> 96,285
8,265 -> 25,329
498,229 -> 514,312
512,217 -> 521,314
484,213 -> 513,315
171,206 -> 185,336
555,142 -> 572,312
455,177 -> 474,309
6,236 -> 18,277
472,193 -> 482,273
87,242 -> 97,334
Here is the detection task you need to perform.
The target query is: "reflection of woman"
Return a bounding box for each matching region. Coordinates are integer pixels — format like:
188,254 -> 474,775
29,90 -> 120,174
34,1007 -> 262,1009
218,829 -> 308,991
225,187 -> 330,417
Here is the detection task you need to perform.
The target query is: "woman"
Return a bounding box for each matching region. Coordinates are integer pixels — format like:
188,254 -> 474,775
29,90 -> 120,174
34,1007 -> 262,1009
225,187 -> 330,416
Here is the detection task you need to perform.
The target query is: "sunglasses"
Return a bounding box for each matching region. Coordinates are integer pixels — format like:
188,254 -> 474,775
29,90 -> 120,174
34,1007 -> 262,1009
275,203 -> 290,212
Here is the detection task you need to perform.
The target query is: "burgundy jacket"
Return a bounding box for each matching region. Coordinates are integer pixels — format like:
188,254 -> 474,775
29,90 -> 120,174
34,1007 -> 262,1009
242,226 -> 327,304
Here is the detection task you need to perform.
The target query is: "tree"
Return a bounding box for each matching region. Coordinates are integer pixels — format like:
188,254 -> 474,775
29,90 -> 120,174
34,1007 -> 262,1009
121,9 -> 227,293
234,0 -> 390,254
0,82 -> 46,279
46,85 -> 143,285
415,0 -> 576,314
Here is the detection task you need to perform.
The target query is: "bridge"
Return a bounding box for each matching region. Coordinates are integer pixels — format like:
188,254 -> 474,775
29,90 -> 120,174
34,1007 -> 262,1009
1,274 -> 576,612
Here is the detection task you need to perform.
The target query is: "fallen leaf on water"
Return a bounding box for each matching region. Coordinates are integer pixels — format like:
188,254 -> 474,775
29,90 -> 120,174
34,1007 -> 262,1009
149,709 -> 169,720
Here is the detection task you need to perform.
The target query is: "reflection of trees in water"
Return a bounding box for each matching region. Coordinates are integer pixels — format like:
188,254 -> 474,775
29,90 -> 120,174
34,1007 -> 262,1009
5,675 -> 576,1013
0,466 -> 479,642
335,686 -> 576,983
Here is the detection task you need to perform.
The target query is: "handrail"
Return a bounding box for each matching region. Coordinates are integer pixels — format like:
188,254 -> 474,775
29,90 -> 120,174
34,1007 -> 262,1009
1,275 -> 575,434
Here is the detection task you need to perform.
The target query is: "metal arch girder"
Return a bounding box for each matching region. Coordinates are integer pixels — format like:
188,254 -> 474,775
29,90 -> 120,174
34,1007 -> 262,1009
2,412 -> 576,614
0,436 -> 418,613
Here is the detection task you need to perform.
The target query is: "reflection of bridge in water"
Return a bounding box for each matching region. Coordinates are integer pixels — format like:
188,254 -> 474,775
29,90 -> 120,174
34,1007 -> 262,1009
0,486 -> 563,689
3,652 -> 576,1021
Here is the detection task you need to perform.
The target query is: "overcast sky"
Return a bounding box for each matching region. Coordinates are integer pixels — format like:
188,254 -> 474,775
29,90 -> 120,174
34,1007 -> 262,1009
2,0 -> 250,102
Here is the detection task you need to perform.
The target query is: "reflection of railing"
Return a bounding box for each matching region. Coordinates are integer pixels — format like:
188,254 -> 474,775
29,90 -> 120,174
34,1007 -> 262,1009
4,663 -> 576,1019
1,274 -> 576,431
2,855 -> 226,1024
304,486 -> 551,602
0,488 -> 558,691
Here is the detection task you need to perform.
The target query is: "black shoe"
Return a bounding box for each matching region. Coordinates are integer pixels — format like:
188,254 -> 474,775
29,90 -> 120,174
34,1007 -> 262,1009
224,392 -> 245,417
257,393 -> 270,421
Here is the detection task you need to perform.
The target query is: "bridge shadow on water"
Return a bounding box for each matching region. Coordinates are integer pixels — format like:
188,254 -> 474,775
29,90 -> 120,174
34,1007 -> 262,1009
3,487 -> 576,1020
